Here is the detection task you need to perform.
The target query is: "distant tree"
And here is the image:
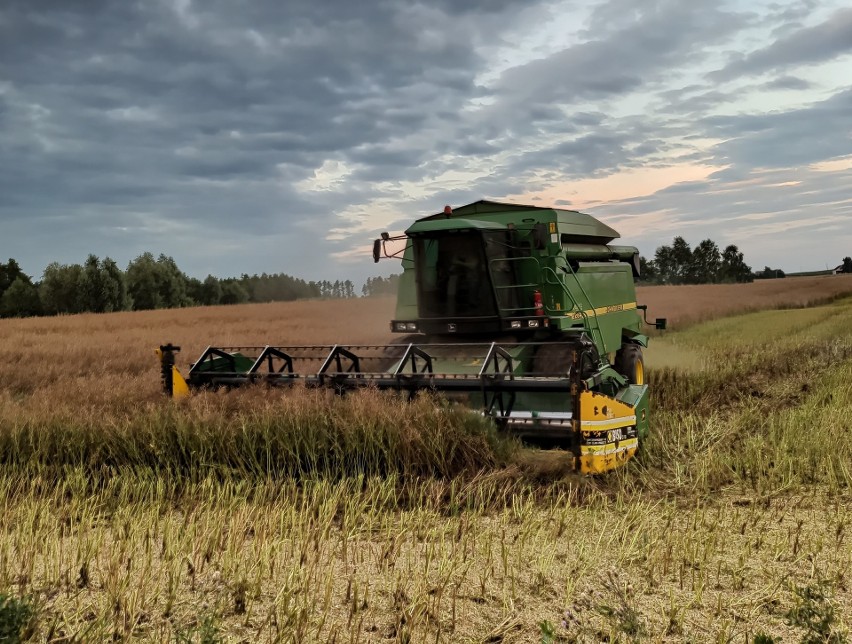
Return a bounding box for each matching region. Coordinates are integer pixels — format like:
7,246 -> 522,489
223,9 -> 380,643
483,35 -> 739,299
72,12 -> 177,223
101,257 -> 131,312
40,262 -> 84,315
653,245 -> 676,284
0,258 -> 29,299
126,253 -> 191,310
155,254 -> 191,308
691,239 -> 721,284
199,275 -> 222,305
0,277 -> 42,317
126,253 -> 163,310
362,275 -> 401,296
236,271 -> 320,302
670,236 -> 694,283
720,245 -> 753,283
78,254 -> 107,313
636,256 -> 657,282
842,257 -> 852,274
755,266 -> 786,280
220,280 -> 249,305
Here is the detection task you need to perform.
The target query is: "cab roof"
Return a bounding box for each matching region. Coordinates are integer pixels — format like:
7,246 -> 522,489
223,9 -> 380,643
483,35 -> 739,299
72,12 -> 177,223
412,200 -> 620,243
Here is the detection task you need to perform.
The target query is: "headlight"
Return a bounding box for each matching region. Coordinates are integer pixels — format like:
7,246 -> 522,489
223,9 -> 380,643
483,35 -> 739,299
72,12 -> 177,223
510,320 -> 521,329
528,319 -> 540,328
393,321 -> 418,332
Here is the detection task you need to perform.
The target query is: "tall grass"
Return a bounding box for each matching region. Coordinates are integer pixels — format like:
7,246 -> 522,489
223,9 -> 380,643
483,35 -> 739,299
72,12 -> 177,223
0,388 -> 514,482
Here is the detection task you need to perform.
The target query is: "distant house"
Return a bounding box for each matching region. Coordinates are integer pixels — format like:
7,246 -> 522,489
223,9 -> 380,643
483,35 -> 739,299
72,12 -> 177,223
833,265 -> 845,275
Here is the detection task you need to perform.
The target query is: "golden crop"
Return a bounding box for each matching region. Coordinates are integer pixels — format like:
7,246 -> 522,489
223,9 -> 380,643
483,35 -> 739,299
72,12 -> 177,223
0,276 -> 851,641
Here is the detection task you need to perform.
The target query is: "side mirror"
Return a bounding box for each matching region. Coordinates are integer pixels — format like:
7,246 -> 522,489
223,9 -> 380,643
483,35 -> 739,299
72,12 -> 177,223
372,239 -> 382,263
631,253 -> 641,278
637,305 -> 666,331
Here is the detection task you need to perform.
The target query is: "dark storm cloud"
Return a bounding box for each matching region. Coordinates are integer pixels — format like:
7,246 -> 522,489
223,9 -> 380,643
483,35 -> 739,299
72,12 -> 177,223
711,7 -> 852,81
762,75 -> 813,91
494,1 -> 751,105
0,0 -> 532,279
2,0 -> 851,284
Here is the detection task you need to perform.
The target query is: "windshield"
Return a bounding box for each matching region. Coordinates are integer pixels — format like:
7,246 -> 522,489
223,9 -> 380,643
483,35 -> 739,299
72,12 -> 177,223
414,231 -> 496,318
413,230 -> 525,319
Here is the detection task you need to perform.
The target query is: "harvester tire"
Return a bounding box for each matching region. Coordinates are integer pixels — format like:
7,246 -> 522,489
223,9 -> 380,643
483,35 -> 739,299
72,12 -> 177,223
615,343 -> 644,385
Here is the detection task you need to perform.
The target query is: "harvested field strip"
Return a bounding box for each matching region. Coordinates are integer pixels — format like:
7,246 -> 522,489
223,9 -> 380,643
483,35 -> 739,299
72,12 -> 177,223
637,297 -> 852,499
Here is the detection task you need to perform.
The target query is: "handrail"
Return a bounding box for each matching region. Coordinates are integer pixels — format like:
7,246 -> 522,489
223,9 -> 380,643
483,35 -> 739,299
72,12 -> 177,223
541,266 -> 605,351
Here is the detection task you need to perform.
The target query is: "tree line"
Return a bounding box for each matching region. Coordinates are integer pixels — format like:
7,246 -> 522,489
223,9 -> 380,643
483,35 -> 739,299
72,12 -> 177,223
361,274 -> 400,297
641,238 -> 852,284
0,253 -> 363,319
640,236 -> 753,284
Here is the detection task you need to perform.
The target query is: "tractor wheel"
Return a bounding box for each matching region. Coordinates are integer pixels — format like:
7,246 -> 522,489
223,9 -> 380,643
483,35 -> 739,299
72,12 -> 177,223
614,343 -> 645,385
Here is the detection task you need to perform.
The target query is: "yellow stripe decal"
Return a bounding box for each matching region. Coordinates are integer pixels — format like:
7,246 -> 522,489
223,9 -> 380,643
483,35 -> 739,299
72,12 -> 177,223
564,301 -> 637,319
581,438 -> 639,456
580,417 -> 636,430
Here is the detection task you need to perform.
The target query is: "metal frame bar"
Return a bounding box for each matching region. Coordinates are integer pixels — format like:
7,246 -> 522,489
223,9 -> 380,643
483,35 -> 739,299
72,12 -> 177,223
248,346 -> 294,374
393,344 -> 434,375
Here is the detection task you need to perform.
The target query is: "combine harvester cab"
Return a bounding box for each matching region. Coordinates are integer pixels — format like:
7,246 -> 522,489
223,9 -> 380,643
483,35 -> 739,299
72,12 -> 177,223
159,201 -> 665,474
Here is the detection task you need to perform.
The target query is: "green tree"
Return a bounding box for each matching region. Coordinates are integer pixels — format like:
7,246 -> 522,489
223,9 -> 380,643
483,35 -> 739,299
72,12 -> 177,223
0,258 -> 28,299
126,253 -> 163,310
670,236 -> 694,283
0,277 -> 42,317
220,280 -> 249,305
720,245 -> 753,283
40,262 -> 84,315
199,275 -> 222,305
126,253 -> 191,310
155,254 -> 191,308
653,244 -> 676,284
842,257 -> 852,273
78,254 -> 107,313
755,266 -> 785,280
691,239 -> 721,284
101,257 -> 131,311
636,256 -> 657,282
361,275 -> 401,296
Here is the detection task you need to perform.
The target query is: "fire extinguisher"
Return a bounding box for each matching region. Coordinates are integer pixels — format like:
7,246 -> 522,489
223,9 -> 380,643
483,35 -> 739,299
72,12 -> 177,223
533,290 -> 544,316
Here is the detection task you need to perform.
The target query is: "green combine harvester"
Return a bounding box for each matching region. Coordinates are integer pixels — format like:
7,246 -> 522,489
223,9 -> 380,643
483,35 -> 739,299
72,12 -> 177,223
158,200 -> 665,474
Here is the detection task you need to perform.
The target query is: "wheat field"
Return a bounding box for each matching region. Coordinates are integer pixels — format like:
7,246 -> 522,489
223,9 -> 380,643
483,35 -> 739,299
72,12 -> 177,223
1,275 -> 852,642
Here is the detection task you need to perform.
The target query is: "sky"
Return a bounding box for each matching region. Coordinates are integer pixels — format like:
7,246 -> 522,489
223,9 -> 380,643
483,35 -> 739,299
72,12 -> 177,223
1,0 -> 851,286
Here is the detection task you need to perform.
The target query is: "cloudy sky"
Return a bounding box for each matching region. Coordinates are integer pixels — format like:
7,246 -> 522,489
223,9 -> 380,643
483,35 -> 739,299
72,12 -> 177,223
2,0 -> 851,285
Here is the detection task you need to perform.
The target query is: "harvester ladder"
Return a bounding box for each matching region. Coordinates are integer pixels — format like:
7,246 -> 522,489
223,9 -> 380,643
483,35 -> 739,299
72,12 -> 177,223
541,266 -> 606,352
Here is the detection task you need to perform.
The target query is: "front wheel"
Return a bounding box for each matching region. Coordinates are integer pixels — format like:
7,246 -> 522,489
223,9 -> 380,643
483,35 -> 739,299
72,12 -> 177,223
615,343 -> 644,385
